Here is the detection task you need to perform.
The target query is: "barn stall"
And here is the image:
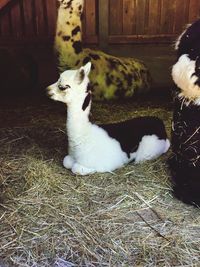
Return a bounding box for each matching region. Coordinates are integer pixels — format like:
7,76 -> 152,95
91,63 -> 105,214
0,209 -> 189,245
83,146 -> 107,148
0,0 -> 200,266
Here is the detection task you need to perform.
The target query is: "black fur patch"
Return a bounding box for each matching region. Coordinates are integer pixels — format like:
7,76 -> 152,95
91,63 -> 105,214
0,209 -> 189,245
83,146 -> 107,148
82,92 -> 91,111
75,59 -> 80,66
115,83 -> 125,98
176,19 -> 200,60
169,95 -> 200,206
101,117 -> 167,158
89,53 -> 100,60
127,74 -> 133,86
86,82 -> 92,92
194,56 -> 200,86
72,41 -> 82,54
78,5 -> 82,11
83,56 -> 91,65
66,0 -> 73,9
72,26 -> 81,36
106,73 -> 112,86
169,158 -> 200,207
62,35 -> 70,41
107,58 -> 120,69
79,69 -> 85,82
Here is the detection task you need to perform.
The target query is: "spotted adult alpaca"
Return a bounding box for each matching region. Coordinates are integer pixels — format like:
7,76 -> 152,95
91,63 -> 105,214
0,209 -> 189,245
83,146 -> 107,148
47,62 -> 170,175
169,19 -> 200,206
55,0 -> 151,100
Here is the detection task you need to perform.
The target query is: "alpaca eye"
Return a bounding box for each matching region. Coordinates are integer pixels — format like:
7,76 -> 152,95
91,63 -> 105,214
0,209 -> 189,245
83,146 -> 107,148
58,84 -> 71,91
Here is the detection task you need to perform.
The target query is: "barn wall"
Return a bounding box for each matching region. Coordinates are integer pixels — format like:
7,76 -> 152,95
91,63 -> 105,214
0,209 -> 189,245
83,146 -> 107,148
0,0 -> 98,46
0,0 -> 199,46
108,0 -> 200,43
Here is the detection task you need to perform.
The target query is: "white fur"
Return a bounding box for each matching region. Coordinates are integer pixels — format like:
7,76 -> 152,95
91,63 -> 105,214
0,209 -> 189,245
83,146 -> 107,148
134,135 -> 170,163
47,63 -> 170,175
172,54 -> 200,104
172,55 -> 196,89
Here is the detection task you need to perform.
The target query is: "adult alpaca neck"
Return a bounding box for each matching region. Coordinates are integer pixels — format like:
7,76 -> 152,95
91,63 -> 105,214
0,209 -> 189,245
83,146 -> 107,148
55,0 -> 84,70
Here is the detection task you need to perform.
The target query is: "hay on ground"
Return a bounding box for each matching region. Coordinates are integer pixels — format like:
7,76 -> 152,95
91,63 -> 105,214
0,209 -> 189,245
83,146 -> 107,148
0,98 -> 200,267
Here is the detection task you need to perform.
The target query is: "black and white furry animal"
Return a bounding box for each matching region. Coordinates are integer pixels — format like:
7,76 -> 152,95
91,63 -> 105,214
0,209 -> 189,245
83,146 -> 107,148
47,62 -> 170,175
170,19 -> 200,206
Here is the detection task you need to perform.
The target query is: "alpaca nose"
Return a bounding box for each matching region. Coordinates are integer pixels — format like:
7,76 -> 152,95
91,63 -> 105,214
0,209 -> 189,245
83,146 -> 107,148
46,86 -> 53,97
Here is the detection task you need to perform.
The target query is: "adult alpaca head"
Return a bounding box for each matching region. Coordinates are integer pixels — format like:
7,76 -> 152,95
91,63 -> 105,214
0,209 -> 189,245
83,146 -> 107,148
172,19 -> 200,103
47,62 -> 92,112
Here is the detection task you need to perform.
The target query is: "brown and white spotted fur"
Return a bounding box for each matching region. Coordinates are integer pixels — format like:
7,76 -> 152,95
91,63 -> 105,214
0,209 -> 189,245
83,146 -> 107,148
55,0 -> 151,101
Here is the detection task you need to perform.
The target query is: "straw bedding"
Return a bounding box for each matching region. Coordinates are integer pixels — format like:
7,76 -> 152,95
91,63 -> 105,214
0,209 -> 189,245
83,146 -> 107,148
1,97 -> 200,267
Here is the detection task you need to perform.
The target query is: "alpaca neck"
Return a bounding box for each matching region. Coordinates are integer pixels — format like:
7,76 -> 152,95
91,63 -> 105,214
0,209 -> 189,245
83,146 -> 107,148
66,102 -> 91,146
55,0 -> 84,70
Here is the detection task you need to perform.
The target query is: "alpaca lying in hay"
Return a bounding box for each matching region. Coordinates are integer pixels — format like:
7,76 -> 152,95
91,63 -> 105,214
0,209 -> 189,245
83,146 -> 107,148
170,19 -> 200,206
55,0 -> 151,101
47,62 -> 170,175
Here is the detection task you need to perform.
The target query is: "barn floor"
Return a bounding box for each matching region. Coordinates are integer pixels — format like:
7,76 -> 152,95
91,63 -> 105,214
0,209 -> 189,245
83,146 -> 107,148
1,92 -> 200,267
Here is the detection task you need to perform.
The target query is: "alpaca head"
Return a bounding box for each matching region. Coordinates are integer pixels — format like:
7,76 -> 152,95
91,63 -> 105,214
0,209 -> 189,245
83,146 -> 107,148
175,19 -> 200,60
172,19 -> 200,103
47,62 -> 92,109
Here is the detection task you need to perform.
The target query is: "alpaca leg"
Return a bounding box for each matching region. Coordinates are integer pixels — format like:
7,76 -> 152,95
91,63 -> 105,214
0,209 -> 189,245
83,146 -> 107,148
71,163 -> 96,175
63,155 -> 75,169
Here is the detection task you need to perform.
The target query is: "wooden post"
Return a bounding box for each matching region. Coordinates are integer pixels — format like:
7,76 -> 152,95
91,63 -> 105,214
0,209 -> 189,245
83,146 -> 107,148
98,0 -> 109,49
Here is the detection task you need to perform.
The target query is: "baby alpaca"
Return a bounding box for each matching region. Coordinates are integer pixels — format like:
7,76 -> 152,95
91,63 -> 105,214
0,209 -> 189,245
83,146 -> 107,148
47,62 -> 170,175
170,19 -> 200,206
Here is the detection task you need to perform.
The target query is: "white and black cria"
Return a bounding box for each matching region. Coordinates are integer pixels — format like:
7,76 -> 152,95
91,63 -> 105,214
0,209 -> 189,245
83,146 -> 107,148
47,62 -> 170,175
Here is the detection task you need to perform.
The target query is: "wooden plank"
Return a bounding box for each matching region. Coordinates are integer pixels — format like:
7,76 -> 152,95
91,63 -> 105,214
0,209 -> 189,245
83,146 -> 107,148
45,0 -> 57,35
82,35 -> 98,44
189,0 -> 200,23
10,1 -> 22,38
23,0 -> 35,36
122,0 -> 135,35
109,34 -> 177,44
135,0 -> 147,34
99,0 -> 108,48
34,0 -> 46,36
0,10 -> 11,36
160,0 -> 176,34
109,0 -> 123,35
174,0 -> 190,33
85,0 -> 96,36
0,0 -> 11,10
0,36 -> 54,46
148,0 -> 160,34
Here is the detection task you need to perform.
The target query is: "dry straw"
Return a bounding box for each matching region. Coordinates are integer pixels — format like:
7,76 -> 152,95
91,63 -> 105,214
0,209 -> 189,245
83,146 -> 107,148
1,99 -> 200,266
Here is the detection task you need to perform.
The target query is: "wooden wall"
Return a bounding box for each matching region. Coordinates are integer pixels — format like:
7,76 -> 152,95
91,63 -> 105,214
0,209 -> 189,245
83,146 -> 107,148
0,0 -> 200,46
0,0 -> 57,44
108,0 -> 200,43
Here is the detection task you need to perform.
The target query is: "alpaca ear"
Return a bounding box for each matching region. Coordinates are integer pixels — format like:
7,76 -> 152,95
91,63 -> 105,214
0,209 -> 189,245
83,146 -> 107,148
76,62 -> 91,84
82,62 -> 92,76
